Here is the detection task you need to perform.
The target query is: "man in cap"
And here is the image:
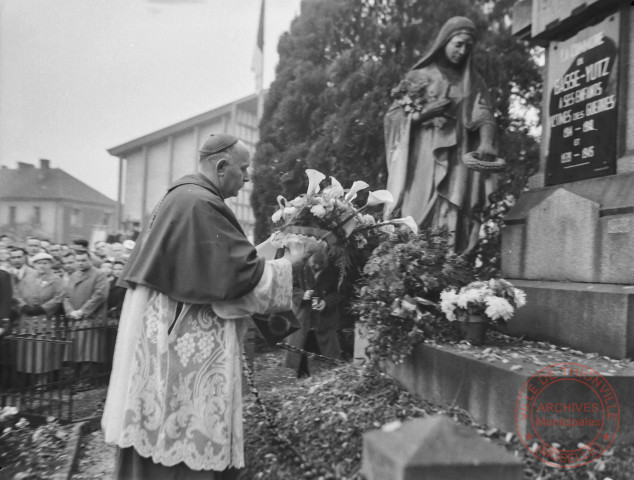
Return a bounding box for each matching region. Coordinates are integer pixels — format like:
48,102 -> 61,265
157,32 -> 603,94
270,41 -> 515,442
103,133 -> 308,479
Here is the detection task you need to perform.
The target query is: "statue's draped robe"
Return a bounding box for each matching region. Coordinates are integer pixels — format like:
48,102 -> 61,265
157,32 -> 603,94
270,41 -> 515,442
384,16 -> 497,252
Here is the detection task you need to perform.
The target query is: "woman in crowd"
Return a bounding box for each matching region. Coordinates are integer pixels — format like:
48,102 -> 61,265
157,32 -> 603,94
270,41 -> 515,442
14,252 -> 64,386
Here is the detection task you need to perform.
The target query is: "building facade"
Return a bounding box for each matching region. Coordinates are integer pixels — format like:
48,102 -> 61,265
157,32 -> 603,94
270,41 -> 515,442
108,94 -> 260,241
0,159 -> 117,243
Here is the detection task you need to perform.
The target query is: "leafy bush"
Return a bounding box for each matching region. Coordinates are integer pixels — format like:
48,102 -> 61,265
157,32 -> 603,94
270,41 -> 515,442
352,229 -> 475,364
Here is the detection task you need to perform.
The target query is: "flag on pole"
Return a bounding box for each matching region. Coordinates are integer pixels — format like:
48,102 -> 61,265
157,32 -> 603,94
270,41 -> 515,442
252,0 -> 265,119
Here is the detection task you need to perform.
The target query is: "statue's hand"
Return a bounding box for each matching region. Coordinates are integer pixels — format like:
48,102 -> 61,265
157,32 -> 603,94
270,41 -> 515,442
431,117 -> 448,129
477,143 -> 497,162
411,98 -> 451,124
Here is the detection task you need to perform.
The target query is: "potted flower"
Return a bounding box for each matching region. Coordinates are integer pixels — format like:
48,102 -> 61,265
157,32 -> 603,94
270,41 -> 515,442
439,279 -> 526,345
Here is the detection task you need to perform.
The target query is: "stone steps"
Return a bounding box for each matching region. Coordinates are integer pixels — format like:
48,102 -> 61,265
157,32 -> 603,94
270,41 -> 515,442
505,279 -> 634,359
385,339 -> 634,447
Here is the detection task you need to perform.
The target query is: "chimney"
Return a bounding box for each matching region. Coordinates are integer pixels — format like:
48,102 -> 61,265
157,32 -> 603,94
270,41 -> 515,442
40,159 -> 51,169
17,162 -> 35,170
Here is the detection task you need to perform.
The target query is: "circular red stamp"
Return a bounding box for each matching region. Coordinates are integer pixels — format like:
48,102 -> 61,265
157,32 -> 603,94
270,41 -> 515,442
515,362 -> 620,468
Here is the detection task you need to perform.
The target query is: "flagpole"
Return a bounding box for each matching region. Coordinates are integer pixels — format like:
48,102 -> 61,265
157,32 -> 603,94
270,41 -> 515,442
255,0 -> 265,121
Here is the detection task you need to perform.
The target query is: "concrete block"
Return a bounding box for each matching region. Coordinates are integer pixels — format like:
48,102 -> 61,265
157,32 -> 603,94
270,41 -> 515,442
386,343 -> 634,446
507,279 -> 634,359
599,214 -> 634,283
525,188 -> 599,282
502,172 -> 634,284
500,222 -> 525,279
387,344 -> 526,442
362,416 -> 522,480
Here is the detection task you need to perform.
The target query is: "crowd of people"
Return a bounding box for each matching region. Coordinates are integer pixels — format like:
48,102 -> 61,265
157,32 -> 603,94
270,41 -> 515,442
0,234 -> 134,389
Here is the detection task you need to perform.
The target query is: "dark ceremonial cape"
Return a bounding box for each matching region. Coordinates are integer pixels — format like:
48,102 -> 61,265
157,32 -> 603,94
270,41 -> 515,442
120,173 -> 265,304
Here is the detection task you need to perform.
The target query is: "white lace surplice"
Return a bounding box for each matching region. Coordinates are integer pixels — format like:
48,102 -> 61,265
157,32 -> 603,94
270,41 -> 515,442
102,258 -> 292,471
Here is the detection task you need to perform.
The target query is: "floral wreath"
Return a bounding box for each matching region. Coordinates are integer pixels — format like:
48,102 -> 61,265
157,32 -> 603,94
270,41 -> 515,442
269,169 -> 418,281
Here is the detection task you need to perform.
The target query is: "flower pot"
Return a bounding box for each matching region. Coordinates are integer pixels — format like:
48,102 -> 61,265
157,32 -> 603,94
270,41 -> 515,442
460,315 -> 488,345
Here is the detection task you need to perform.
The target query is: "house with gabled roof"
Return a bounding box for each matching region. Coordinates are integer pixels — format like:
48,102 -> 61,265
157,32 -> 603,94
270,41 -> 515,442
0,159 -> 117,243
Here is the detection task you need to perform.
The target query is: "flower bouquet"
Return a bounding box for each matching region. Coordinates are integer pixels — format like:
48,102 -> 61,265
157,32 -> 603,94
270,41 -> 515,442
390,79 -> 452,126
439,278 -> 526,344
269,169 -> 418,278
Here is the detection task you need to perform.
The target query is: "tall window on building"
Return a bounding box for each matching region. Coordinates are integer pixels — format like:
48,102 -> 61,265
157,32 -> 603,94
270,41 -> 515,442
33,206 -> 41,225
70,208 -> 82,227
103,213 -> 111,225
9,206 -> 16,225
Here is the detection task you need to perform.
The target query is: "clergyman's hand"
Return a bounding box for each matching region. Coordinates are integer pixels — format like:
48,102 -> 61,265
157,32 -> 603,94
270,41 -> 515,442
283,248 -> 310,268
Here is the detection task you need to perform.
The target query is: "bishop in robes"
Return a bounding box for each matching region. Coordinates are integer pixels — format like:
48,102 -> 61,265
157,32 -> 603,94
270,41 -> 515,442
102,134 -> 306,479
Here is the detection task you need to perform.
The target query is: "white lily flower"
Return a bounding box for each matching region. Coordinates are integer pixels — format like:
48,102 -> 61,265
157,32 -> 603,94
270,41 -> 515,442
310,204 -> 327,218
283,206 -> 297,218
365,190 -> 394,207
345,180 -> 369,202
305,169 -> 326,197
323,176 -> 344,198
289,196 -> 306,207
271,209 -> 283,223
276,195 -> 288,209
389,216 -> 418,234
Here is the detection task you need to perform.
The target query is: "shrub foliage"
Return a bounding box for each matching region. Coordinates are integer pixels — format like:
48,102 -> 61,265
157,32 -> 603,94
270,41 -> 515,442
352,229 -> 475,364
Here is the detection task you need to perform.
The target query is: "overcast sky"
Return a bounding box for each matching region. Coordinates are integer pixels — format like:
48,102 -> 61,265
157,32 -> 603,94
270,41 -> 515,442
0,0 -> 301,199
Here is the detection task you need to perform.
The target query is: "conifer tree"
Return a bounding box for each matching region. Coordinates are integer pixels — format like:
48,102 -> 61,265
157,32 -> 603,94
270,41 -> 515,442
252,0 -> 541,248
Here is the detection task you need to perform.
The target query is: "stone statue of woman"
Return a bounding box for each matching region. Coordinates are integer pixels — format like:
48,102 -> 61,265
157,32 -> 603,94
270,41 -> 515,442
384,16 -> 499,253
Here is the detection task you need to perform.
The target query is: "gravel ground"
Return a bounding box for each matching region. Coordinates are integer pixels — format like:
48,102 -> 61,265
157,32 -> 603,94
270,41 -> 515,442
72,429 -> 117,480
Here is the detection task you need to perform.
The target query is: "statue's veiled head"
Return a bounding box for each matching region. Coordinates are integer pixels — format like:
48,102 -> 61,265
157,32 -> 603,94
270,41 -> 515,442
413,16 -> 477,70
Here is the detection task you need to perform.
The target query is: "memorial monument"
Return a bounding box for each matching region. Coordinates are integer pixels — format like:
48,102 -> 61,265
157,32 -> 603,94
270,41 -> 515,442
364,0 -> 634,462
503,0 -> 634,358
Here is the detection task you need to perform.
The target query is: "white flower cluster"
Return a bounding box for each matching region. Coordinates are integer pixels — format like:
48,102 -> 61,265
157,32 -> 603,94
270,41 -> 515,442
440,279 -> 526,323
271,169 -> 393,228
269,168 -> 418,247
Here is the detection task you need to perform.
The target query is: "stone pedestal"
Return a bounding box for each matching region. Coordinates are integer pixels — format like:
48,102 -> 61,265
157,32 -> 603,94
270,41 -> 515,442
362,416 -> 523,480
386,343 -> 634,445
501,173 -> 634,358
502,173 -> 634,284
506,279 -> 634,358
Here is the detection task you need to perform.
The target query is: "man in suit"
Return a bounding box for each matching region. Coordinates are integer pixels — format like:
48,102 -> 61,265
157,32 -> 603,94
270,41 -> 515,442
63,250 -> 109,383
9,248 -> 34,289
0,269 -> 12,332
0,268 -> 16,389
